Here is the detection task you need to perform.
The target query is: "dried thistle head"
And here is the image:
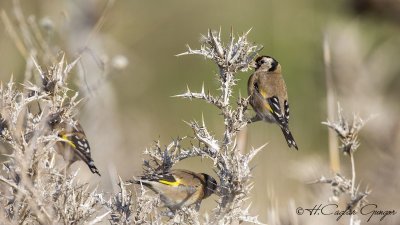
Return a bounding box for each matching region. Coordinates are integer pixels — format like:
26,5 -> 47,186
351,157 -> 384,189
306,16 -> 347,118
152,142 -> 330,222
177,28 -> 263,109
178,28 -> 263,73
322,103 -> 372,154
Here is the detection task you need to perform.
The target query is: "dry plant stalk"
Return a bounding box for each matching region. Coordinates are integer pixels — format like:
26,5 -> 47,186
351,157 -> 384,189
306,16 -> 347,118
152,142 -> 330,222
312,103 -> 372,225
323,35 -> 340,174
175,28 -> 265,224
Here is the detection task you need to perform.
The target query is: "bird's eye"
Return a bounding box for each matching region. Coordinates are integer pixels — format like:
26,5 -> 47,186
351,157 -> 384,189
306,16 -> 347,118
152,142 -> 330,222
260,60 -> 265,64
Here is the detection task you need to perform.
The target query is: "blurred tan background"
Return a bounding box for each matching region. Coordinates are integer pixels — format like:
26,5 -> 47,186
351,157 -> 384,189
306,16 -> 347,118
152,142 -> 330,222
0,0 -> 399,224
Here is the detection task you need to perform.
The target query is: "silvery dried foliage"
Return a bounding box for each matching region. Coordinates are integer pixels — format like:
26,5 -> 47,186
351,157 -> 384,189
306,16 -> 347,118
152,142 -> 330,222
0,56 -> 103,224
2,3 -> 268,223
97,178 -> 160,224
125,28 -> 265,224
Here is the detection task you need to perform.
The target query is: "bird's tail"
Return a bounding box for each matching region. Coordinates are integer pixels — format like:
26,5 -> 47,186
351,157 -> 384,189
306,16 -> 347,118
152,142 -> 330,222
88,161 -> 101,176
280,127 -> 298,150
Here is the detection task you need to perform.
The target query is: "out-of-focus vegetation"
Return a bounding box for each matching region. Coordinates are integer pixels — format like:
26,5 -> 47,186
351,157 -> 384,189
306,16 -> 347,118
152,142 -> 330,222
0,0 -> 399,224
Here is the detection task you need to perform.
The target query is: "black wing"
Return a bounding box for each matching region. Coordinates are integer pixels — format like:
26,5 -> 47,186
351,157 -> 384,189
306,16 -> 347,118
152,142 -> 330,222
283,100 -> 289,124
147,172 -> 177,183
67,132 -> 101,176
69,134 -> 91,156
267,96 -> 287,128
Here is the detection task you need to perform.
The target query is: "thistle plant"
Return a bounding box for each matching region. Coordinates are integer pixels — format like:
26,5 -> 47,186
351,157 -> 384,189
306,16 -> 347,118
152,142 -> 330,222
176,28 -> 263,149
0,3 -> 112,223
1,2 -> 276,223
0,55 -> 106,224
111,28 -> 266,224
313,103 -> 372,225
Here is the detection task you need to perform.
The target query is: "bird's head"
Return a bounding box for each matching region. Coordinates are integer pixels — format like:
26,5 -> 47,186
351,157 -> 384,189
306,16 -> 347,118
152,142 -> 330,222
255,55 -> 280,72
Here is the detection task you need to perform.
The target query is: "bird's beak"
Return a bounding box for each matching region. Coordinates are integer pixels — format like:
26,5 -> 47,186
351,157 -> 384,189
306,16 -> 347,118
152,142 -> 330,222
248,61 -> 257,68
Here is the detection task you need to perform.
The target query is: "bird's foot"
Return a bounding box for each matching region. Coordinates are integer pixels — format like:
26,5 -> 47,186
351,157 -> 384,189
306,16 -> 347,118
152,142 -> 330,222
247,115 -> 262,124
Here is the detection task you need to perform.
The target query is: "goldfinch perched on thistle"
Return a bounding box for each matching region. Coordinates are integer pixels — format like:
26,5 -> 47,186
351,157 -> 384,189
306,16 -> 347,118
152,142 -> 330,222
247,56 -> 298,150
50,118 -> 101,176
131,169 -> 217,211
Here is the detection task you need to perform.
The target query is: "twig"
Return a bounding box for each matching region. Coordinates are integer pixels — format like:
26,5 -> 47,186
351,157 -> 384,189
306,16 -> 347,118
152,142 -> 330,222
323,33 -> 340,174
349,151 -> 356,225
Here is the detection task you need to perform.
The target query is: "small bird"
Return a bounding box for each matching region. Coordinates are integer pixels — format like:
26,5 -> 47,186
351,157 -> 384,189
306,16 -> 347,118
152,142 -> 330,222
131,169 -> 217,211
22,107 -> 100,176
49,115 -> 101,176
247,56 -> 298,150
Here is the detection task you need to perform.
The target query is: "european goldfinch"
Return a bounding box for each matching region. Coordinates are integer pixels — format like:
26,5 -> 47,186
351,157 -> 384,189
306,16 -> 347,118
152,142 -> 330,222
132,169 -> 217,211
248,56 -> 298,150
50,118 -> 101,176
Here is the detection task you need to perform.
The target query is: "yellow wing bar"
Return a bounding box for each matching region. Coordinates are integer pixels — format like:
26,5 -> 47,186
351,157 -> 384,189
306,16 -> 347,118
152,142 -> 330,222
159,180 -> 180,186
62,135 -> 76,148
264,102 -> 274,113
